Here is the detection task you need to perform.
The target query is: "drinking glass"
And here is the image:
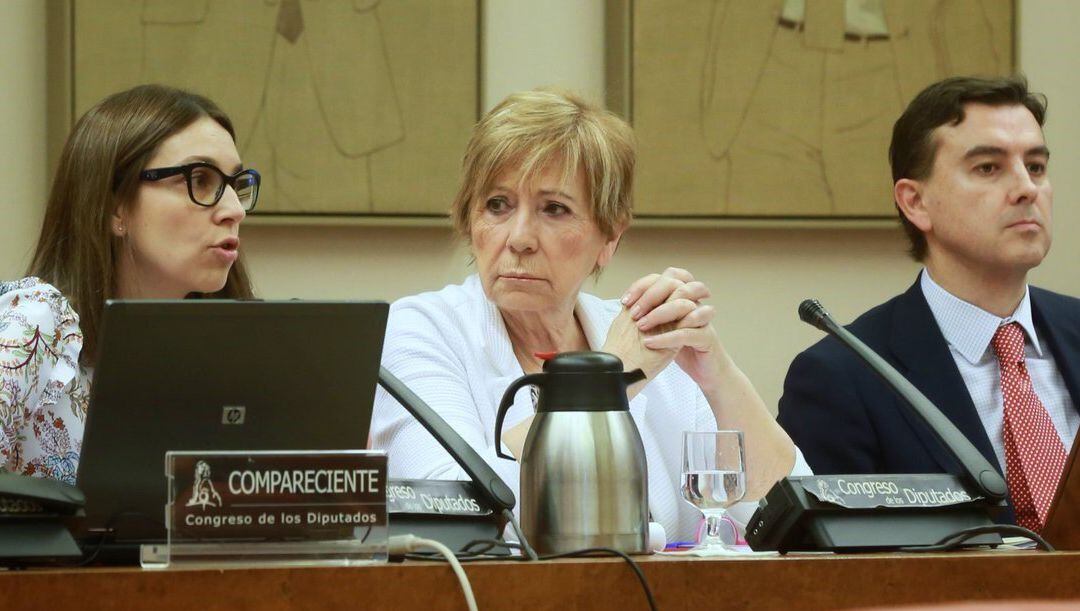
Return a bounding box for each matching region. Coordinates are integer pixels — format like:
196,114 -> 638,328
680,430 -> 746,550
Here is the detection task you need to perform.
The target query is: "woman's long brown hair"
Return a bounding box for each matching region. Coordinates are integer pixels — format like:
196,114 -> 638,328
28,84 -> 254,366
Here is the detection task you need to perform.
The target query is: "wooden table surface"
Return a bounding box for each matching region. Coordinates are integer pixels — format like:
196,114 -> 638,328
1,550 -> 1077,610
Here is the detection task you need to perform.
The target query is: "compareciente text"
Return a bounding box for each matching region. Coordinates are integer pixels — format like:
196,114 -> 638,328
228,469 -> 380,495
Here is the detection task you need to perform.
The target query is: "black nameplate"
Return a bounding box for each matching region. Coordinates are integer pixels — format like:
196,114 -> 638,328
169,452 -> 387,541
800,474 -> 983,510
387,479 -> 494,517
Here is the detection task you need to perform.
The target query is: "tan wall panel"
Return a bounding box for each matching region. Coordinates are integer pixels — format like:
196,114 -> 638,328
72,0 -> 477,216
0,1 -> 48,279
632,0 -> 1015,218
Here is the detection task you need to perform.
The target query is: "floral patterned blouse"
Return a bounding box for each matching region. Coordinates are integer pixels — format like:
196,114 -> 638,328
0,277 -> 91,484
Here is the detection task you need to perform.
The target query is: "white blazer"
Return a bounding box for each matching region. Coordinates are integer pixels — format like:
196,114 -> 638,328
371,275 -> 810,542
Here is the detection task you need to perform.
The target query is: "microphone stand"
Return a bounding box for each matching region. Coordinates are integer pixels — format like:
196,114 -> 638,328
798,300 -> 1007,501
744,300 -> 1009,553
378,367 -> 538,559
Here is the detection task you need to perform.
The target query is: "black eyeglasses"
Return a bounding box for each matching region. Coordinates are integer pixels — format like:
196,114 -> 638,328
139,162 -> 261,211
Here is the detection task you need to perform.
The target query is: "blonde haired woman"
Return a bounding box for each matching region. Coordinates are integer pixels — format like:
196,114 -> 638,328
371,90 -> 809,542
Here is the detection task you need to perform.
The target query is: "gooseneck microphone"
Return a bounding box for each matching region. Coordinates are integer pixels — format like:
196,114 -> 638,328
797,299 -> 1007,500
379,368 -> 540,559
377,367 -> 517,513
746,300 -> 1013,552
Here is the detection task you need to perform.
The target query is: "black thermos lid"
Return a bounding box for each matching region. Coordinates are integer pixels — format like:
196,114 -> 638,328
535,351 -> 644,412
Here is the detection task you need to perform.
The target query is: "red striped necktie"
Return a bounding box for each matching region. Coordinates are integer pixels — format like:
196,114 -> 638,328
991,322 -> 1067,532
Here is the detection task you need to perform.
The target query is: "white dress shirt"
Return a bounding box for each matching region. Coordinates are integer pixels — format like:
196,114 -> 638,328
371,275 -> 811,542
920,270 -> 1079,474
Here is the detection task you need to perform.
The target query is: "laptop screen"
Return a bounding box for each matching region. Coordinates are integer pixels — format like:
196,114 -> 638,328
76,299 -> 388,544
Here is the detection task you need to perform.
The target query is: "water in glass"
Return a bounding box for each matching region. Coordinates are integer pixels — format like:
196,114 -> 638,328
682,470 -> 746,511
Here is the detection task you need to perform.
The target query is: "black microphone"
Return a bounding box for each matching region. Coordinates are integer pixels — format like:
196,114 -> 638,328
797,299 -> 1006,500
797,298 -> 833,332
377,366 -> 516,512
744,300 -> 1009,553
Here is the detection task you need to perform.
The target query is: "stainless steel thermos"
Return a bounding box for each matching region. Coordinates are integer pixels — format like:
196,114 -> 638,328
494,352 -> 649,555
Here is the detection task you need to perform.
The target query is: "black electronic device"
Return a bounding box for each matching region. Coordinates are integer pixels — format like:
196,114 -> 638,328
378,367 -> 516,513
378,367 -> 523,555
76,300 -> 388,555
0,472 -> 86,564
746,299 -> 1008,553
387,479 -> 507,555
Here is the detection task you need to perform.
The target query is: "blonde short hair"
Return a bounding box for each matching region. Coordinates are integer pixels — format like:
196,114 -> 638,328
451,89 -> 635,240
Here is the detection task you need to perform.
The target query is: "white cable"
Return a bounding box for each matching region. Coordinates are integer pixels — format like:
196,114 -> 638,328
388,535 -> 478,611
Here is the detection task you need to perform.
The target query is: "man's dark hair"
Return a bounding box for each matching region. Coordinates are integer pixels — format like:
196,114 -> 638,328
889,75 -> 1047,260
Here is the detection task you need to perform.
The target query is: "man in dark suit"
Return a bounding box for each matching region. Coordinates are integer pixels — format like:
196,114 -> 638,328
777,76 -> 1080,532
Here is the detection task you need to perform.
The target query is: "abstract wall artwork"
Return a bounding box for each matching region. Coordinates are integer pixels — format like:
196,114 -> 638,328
74,0 -> 478,216
630,0 -> 1013,218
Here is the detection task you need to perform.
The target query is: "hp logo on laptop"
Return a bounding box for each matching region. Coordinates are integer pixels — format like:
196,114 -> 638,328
222,406 -> 246,425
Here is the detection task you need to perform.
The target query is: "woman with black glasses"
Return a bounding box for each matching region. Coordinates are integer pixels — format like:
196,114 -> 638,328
0,84 -> 259,483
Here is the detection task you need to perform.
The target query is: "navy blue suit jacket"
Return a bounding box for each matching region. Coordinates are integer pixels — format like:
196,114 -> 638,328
777,276 -> 1080,523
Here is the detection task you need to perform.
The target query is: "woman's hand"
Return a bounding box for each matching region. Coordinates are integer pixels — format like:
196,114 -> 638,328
620,267 -> 730,393
619,267 -> 797,500
600,305 -> 678,387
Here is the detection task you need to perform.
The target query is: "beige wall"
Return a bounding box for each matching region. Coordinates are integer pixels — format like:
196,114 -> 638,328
2,1 -> 1078,412
0,0 -> 47,277
483,0 -> 606,109
1020,1 -> 1080,297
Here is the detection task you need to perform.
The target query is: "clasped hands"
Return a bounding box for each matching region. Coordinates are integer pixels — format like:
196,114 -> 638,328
601,267 -> 730,396
503,268 -> 731,457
